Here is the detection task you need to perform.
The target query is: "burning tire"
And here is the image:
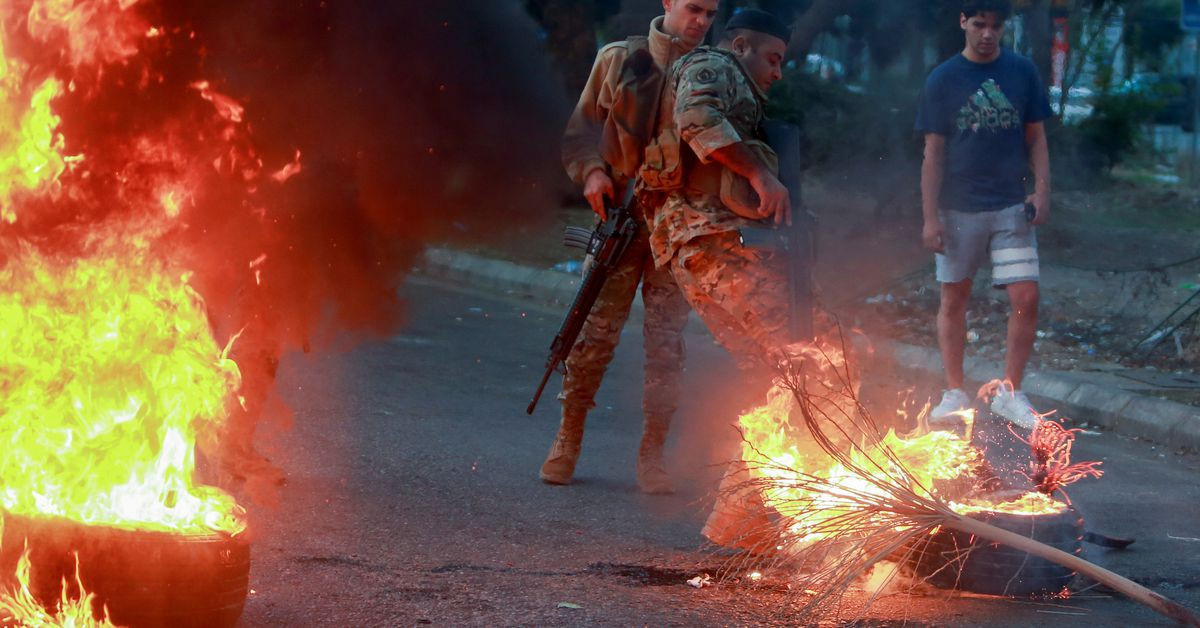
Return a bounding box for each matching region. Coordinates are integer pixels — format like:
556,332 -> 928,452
0,512 -> 249,627
905,507 -> 1083,597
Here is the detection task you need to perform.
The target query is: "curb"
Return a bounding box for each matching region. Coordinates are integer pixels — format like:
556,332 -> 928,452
418,246 -> 1200,450
422,248 -> 582,307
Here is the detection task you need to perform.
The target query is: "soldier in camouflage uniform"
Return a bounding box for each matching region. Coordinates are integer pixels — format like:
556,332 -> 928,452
541,0 -> 720,494
648,10 -> 794,395
647,9 -> 793,549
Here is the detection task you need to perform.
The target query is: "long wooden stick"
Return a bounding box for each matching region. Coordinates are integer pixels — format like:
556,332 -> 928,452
946,512 -> 1200,626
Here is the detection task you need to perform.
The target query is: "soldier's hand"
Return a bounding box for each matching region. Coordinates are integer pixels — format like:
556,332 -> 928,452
751,172 -> 790,225
583,169 -> 615,221
922,219 -> 945,253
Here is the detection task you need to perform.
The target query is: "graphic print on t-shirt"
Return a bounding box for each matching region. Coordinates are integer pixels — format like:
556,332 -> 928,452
956,79 -> 1021,133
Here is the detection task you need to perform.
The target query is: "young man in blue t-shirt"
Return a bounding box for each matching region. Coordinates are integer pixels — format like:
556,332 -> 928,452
914,0 -> 1052,429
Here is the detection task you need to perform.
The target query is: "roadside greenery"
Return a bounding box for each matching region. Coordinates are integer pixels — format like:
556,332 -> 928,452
529,0 -> 1197,191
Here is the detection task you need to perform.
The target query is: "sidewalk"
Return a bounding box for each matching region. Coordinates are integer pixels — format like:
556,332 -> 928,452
419,246 -> 1200,450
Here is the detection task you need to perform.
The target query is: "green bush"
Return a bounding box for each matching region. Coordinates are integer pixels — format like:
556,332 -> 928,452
1045,121 -> 1107,189
766,69 -> 924,173
1077,89 -> 1162,170
1048,88 -> 1164,189
763,66 -> 1174,195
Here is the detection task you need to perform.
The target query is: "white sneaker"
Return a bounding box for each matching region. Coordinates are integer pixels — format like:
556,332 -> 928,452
990,384 -> 1041,429
930,388 -> 971,431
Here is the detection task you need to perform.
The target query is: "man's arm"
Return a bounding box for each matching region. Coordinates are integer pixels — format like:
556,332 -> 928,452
920,132 -> 946,253
707,143 -> 789,225
562,45 -> 622,219
674,54 -> 788,224
1024,121 -> 1050,225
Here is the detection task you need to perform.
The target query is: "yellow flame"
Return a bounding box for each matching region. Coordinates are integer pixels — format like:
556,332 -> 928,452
0,239 -> 245,535
743,397 -> 980,545
157,187 -> 186,218
0,35 -> 68,223
1,3 -> 257,623
738,344 -> 1066,549
0,547 -> 116,627
952,491 -> 1066,516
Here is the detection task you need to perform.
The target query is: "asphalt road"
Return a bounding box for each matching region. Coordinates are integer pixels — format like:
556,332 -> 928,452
236,277 -> 1200,627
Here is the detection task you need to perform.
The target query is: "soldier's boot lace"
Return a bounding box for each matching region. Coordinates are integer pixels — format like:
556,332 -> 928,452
636,414 -> 675,495
539,407 -> 586,485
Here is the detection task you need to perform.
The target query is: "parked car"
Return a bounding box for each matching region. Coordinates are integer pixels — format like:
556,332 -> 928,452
1047,85 -> 1095,123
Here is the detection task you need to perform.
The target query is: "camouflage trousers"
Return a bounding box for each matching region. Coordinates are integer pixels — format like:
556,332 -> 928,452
558,219 -> 691,420
666,231 -> 790,402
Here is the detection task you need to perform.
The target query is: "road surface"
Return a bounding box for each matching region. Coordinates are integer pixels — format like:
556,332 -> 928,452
236,278 -> 1200,626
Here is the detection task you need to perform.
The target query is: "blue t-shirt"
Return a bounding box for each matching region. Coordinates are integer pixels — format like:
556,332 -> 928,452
914,49 -> 1051,212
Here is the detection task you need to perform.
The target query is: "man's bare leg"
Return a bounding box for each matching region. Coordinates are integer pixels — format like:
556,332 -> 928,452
1003,280 -> 1039,388
938,279 -> 973,390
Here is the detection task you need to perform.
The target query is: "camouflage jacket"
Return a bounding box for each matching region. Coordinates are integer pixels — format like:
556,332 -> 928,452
560,17 -> 698,188
649,46 -> 774,267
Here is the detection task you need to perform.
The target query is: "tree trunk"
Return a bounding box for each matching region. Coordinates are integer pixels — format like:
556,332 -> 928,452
785,0 -> 854,62
908,27 -> 926,83
934,0 -> 966,63
1026,0 -> 1054,87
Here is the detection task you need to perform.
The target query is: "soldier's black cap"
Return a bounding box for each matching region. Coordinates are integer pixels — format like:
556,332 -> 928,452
725,8 -> 791,44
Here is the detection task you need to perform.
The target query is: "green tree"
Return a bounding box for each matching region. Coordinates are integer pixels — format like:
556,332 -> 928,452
1120,0 -> 1183,76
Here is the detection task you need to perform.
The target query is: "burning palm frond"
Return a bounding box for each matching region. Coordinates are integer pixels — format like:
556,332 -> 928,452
713,334 -> 1200,626
1013,418 -> 1104,499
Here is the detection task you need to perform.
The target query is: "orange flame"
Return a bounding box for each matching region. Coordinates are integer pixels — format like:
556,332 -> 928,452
1016,416 -> 1104,498
22,0 -> 148,69
0,0 -> 295,622
191,81 -> 245,123
0,545 -> 116,627
738,341 -> 1068,550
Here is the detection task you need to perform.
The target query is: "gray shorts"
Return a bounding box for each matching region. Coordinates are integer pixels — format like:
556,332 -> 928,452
935,203 -> 1038,287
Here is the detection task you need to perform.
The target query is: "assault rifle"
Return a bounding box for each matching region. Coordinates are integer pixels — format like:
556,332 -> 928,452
740,119 -> 815,341
526,199 -> 639,414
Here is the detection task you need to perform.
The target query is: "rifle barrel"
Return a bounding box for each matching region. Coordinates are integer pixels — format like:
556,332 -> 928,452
525,200 -> 638,415
526,365 -> 555,414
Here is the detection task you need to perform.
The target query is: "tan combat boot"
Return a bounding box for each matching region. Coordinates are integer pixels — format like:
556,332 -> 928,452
636,414 -> 675,495
701,460 -> 776,554
539,408 -> 586,485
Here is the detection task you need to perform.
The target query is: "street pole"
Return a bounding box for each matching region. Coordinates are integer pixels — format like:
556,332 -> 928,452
1192,34 -> 1199,185
1185,1 -> 1200,184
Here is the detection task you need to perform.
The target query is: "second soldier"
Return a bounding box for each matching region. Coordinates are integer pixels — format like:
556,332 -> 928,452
543,0 -> 721,494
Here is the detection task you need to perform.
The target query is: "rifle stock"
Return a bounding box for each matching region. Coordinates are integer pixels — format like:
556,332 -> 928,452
526,201 -> 639,414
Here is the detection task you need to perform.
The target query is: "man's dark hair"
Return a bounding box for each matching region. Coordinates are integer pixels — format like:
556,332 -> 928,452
961,0 -> 1012,21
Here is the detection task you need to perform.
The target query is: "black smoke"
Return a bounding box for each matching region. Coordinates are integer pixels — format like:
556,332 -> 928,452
5,0 -> 570,497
